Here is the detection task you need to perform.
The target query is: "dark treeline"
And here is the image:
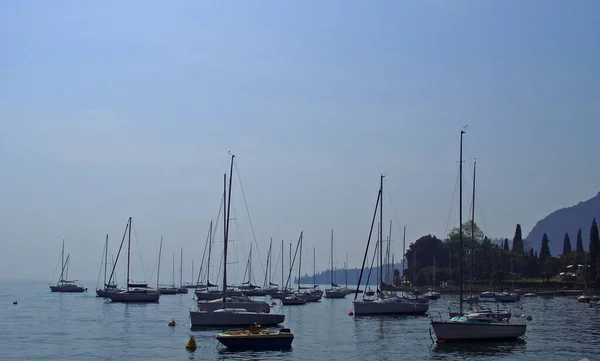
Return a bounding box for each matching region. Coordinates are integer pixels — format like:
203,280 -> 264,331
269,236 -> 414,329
403,219 -> 600,289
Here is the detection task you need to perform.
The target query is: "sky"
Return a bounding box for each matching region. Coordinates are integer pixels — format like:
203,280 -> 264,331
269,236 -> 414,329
1,1 -> 599,284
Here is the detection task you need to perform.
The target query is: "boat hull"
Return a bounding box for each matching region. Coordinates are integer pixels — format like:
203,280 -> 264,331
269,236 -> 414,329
430,321 -> 526,341
50,285 -> 86,293
190,310 -> 284,327
353,299 -> 428,315
108,290 -> 160,302
324,289 -> 347,299
96,288 -> 121,297
197,299 -> 271,313
217,334 -> 293,350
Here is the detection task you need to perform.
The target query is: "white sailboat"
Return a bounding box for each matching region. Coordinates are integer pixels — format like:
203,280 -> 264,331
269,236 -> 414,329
50,239 -> 87,293
429,130 -> 526,342
190,154 -> 284,327
107,217 -> 160,303
353,175 -> 428,315
325,230 -> 346,299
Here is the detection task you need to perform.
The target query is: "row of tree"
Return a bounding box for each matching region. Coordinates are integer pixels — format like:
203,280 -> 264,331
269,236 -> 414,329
403,218 -> 600,289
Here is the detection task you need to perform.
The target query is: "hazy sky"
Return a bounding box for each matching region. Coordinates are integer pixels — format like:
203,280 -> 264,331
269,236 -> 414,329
1,1 -> 599,284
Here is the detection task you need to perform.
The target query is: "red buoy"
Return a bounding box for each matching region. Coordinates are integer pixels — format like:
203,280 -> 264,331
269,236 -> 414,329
12,300 -> 17,305
168,320 -> 176,327
437,339 -> 446,344
271,301 -> 276,306
526,315 -> 532,321
348,311 -> 354,316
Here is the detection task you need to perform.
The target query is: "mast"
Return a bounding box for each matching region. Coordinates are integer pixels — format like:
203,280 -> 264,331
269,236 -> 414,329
207,221 -> 213,287
345,252 -> 348,289
281,240 -> 284,291
222,153 -> 234,303
180,248 -> 183,288
387,219 -> 392,284
459,130 -> 465,315
313,246 -> 316,288
330,230 -> 334,287
104,235 -> 108,287
402,225 -> 406,285
379,174 -> 384,293
191,260 -> 194,286
289,242 -> 292,290
60,239 -> 65,283
298,232 -> 303,292
127,217 -> 132,291
157,237 -> 163,289
470,160 -> 477,298
172,252 -> 175,287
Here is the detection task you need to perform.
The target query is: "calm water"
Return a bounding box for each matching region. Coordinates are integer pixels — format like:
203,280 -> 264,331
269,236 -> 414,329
1,280 -> 599,361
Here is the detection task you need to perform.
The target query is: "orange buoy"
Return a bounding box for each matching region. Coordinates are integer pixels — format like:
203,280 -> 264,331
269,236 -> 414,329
348,311 -> 354,316
168,320 -> 176,327
526,315 -> 532,321
12,300 -> 17,305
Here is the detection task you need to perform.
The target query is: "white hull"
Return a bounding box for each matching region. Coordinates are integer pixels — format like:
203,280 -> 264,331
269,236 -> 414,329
431,321 -> 526,341
353,298 -> 428,315
324,289 -> 347,299
197,298 -> 271,313
108,289 -> 160,302
190,308 -> 284,327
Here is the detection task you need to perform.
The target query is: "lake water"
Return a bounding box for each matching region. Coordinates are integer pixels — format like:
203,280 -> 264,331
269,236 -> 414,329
1,280 -> 598,360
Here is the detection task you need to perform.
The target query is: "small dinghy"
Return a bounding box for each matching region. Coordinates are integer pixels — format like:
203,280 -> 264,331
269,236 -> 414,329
216,324 -> 294,350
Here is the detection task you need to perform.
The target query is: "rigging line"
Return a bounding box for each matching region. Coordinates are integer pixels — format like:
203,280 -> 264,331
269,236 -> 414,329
96,240 -> 106,289
443,166 -> 461,239
131,224 -> 148,283
233,159 -> 266,278
196,223 -> 211,286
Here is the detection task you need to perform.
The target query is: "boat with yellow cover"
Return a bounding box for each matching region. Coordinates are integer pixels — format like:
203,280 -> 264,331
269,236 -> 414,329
216,324 -> 294,350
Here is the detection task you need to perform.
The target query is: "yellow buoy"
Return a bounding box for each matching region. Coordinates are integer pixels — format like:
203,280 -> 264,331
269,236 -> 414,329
185,335 -> 197,351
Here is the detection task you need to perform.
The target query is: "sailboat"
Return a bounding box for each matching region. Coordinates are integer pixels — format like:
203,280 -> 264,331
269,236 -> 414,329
281,232 -> 308,305
429,130 -> 526,342
189,154 -> 284,326
50,240 -> 87,293
107,217 -> 160,302
159,250 -> 179,295
325,230 -> 346,299
96,234 -> 122,297
353,175 -> 428,315
423,256 -> 441,300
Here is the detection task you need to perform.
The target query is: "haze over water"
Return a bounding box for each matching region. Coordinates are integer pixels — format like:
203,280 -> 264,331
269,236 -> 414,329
1,280 -> 599,360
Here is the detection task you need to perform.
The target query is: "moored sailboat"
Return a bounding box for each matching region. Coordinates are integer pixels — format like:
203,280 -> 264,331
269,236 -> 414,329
429,130 -> 526,342
50,240 -> 86,293
325,230 -> 346,299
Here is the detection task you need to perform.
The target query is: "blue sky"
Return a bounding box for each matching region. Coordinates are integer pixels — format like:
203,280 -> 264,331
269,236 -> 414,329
1,1 -> 599,283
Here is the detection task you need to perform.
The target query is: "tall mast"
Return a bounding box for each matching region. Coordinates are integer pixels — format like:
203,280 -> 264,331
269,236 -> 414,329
345,252 -> 348,289
459,130 -> 465,315
402,225 -> 406,285
298,232 -> 303,292
470,160 -> 477,298
207,221 -> 213,287
60,239 -> 65,283
330,230 -> 334,286
180,248 -> 183,288
379,174 -> 384,293
127,217 -> 132,290
172,252 -> 175,287
222,153 -> 234,303
104,235 -> 108,287
281,240 -> 284,291
313,246 -> 316,287
157,237 -> 163,289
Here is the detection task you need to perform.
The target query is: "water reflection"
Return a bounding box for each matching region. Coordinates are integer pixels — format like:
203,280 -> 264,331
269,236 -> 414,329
431,339 -> 527,358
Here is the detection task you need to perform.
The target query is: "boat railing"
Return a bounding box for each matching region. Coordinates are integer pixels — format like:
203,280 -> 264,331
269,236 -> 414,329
427,311 -> 444,322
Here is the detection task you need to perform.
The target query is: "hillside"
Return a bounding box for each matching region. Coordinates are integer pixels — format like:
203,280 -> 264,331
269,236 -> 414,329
525,191 -> 600,257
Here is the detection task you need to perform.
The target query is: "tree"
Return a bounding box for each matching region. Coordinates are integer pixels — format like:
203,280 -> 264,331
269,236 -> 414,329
545,257 -> 562,277
512,224 -> 524,255
393,269 -> 400,286
589,218 -> 599,283
448,220 -> 484,244
503,238 -> 509,250
539,233 -> 552,269
562,232 -> 572,255
576,228 -> 584,253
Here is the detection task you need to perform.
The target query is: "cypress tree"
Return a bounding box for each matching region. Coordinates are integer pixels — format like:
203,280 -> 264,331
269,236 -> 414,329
562,232 -> 572,255
589,218 -> 599,282
503,238 -> 509,250
576,228 -> 584,253
539,233 -> 551,270
512,224 -> 524,255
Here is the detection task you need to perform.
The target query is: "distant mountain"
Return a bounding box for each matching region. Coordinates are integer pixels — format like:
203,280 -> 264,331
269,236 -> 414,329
525,191 -> 600,257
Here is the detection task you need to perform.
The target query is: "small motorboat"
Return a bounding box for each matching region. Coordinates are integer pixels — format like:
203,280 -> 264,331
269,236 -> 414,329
523,293 -> 537,297
577,295 -> 591,303
216,324 -> 294,350
423,291 -> 441,300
